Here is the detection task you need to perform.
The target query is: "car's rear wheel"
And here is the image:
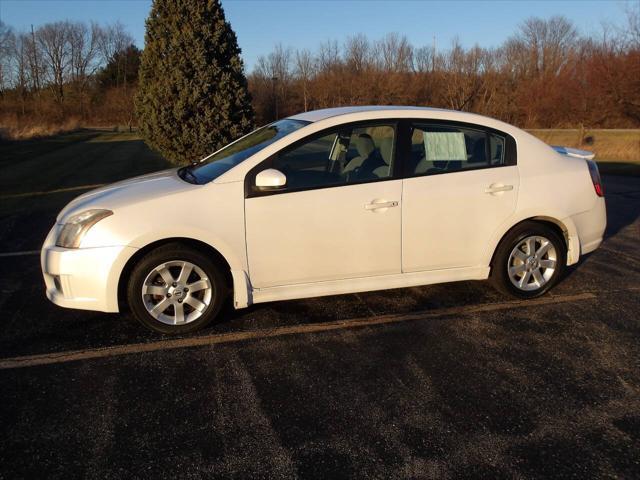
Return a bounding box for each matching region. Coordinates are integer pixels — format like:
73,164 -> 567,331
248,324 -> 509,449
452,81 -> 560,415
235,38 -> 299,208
127,243 -> 227,334
491,222 -> 566,298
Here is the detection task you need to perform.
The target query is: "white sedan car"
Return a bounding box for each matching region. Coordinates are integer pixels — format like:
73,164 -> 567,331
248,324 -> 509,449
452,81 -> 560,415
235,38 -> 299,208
41,106 -> 606,333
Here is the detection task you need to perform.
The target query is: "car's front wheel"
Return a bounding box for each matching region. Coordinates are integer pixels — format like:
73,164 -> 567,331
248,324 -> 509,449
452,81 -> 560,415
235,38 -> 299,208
491,221 -> 566,298
127,243 -> 228,334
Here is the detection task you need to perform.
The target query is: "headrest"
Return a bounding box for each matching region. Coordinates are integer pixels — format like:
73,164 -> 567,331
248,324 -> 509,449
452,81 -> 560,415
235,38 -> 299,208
356,134 -> 375,157
379,137 -> 393,165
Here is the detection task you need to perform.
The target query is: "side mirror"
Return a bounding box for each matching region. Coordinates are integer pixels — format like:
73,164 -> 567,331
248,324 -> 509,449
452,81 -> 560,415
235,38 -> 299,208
255,168 -> 287,190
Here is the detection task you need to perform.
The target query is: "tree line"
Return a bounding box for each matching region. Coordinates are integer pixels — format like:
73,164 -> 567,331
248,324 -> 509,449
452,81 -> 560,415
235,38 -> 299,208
0,7 -> 638,141
0,20 -> 140,135
249,12 -> 640,128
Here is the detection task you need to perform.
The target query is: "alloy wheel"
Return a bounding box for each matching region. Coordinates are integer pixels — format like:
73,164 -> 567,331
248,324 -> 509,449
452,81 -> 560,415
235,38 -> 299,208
507,235 -> 557,291
141,260 -> 213,325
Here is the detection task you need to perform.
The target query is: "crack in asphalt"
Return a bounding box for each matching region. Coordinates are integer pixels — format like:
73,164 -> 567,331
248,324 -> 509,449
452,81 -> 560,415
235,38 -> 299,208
598,245 -> 640,265
0,250 -> 40,258
0,292 -> 598,370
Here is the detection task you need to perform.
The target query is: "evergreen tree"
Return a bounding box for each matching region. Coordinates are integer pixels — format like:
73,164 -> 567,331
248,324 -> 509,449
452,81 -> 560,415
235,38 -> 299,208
136,0 -> 254,164
97,45 -> 142,89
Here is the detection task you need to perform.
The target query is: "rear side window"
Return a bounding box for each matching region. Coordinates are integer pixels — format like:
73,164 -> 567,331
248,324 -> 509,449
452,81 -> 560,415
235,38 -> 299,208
407,123 -> 510,176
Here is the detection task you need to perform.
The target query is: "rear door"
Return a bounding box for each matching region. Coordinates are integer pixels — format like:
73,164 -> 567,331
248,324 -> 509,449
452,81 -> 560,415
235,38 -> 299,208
401,121 -> 519,272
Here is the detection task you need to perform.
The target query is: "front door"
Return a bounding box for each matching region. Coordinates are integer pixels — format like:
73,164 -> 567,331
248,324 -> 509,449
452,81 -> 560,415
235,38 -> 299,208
245,122 -> 402,288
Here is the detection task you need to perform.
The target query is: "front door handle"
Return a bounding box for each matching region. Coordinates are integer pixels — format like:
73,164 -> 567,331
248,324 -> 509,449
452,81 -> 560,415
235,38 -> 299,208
485,184 -> 514,195
364,200 -> 399,211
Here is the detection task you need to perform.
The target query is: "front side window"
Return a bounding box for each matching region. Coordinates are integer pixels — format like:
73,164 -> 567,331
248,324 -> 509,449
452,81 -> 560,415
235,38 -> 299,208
260,123 -> 395,192
407,124 -> 507,176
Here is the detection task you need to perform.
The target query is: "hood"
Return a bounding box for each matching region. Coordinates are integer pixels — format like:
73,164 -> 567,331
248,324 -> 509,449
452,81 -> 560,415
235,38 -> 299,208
57,168 -> 197,222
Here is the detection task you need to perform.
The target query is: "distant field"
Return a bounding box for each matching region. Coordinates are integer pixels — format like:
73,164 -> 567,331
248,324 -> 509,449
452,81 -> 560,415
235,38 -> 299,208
1,128 -> 638,184
0,130 -> 168,217
527,129 -> 640,176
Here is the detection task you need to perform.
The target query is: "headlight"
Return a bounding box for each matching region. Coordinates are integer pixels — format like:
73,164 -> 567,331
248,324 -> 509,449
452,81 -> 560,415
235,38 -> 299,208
56,209 -> 113,248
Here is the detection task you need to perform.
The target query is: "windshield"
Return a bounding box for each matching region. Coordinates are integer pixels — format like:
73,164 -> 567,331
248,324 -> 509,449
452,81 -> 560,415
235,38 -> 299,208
185,119 -> 310,184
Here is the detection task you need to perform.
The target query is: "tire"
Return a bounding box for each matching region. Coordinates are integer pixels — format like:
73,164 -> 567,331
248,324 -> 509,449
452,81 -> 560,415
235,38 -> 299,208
490,221 -> 566,299
127,243 -> 228,334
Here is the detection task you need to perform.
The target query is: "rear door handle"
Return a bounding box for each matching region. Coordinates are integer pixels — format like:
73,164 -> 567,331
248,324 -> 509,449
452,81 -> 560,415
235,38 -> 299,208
364,200 -> 399,210
485,184 -> 513,195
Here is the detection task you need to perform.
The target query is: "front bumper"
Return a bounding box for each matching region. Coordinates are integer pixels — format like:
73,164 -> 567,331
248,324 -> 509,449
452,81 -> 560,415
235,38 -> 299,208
41,227 -> 138,312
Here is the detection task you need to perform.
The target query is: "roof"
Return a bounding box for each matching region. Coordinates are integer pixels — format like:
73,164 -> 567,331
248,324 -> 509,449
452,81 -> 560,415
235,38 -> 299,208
289,105 -> 450,123
284,106 -> 524,147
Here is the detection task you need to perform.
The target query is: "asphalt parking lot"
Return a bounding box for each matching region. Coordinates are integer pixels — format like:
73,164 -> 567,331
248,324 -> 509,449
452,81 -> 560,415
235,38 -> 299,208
0,133 -> 639,478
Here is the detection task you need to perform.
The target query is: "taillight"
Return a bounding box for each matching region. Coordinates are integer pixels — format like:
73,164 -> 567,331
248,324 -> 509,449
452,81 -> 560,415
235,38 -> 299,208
587,160 -> 604,197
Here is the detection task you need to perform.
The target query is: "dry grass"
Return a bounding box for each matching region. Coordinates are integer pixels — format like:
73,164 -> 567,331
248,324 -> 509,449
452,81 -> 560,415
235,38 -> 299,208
0,116 -> 82,141
1,119 -> 638,168
527,129 -> 640,163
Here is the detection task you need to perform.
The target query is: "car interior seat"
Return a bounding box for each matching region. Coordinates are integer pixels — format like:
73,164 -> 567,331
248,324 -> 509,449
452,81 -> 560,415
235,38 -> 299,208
343,134 -> 376,175
373,137 -> 393,178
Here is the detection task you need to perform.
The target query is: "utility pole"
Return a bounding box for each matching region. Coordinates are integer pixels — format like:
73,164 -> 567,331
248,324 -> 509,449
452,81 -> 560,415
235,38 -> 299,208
30,24 -> 41,93
432,35 -> 436,72
271,76 -> 279,121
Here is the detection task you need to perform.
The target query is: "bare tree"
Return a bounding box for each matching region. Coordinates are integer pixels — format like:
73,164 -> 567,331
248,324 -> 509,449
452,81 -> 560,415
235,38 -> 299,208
68,21 -> 100,84
24,25 -> 44,92
271,44 -> 292,83
515,16 -> 577,77
37,21 -> 71,106
618,2 -> 640,50
12,34 -> 32,113
68,21 -> 102,116
317,39 -> 340,71
1,13 -> 638,133
414,45 -> 434,73
344,34 -> 371,72
442,40 -> 487,111
255,44 -> 292,119
294,49 -> 314,111
98,21 -> 134,88
256,44 -> 291,82
375,33 -> 413,72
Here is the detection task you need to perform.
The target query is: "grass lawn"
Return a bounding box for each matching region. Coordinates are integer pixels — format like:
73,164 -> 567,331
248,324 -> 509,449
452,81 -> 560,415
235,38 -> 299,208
527,129 -> 640,176
0,129 -> 169,217
1,128 -> 638,195
0,130 -> 169,197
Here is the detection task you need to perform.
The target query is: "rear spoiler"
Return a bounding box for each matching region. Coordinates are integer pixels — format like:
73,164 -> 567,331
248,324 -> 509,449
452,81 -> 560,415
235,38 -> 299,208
552,146 -> 595,160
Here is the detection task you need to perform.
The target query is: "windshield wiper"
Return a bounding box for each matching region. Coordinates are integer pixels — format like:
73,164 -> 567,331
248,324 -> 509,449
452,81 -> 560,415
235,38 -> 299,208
178,166 -> 199,184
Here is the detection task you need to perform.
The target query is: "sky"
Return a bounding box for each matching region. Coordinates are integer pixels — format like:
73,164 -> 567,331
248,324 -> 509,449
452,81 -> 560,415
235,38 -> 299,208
0,0 -> 633,71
